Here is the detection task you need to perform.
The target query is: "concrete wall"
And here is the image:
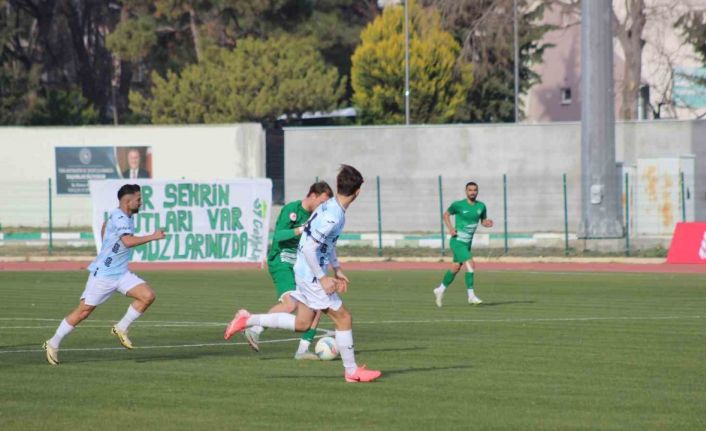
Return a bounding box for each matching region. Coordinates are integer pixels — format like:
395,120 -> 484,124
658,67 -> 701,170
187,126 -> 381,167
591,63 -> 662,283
284,120 -> 705,233
0,123 -> 265,227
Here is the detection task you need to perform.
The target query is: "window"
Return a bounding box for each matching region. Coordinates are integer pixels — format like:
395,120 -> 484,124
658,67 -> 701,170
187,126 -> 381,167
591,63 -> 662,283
560,87 -> 572,105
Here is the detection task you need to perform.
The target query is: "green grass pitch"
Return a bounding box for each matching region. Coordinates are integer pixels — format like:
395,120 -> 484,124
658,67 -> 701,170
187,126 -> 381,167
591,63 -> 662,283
1,269 -> 705,430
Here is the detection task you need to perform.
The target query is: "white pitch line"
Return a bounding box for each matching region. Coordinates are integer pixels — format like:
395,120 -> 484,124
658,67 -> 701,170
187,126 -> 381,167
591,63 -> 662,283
0,336 -> 308,355
0,315 -> 700,354
0,318 -> 225,324
355,315 -> 705,325
482,270 -> 669,276
0,323 -> 224,329
0,315 -> 703,333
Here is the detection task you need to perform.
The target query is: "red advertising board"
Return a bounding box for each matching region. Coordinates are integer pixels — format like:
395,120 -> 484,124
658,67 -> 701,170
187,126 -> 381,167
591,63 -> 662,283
666,222 -> 706,264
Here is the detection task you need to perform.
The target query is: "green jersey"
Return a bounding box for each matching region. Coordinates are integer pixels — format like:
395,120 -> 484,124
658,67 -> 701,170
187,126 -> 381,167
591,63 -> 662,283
448,199 -> 487,244
268,200 -> 311,267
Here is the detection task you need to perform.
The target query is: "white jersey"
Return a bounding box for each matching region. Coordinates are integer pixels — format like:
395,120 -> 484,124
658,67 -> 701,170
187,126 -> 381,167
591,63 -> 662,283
87,208 -> 134,279
294,197 -> 345,282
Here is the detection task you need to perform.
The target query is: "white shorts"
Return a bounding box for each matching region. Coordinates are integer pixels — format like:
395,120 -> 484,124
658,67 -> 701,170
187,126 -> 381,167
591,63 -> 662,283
80,272 -> 145,306
290,276 -> 343,311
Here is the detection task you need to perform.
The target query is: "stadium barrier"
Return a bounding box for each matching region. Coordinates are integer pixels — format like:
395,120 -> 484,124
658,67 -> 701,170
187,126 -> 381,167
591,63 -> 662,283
0,170 -> 696,258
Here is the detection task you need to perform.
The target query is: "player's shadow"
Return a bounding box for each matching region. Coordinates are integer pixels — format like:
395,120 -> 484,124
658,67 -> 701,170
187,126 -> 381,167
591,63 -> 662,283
268,365 -> 473,380
3,346 -> 278,367
478,300 -> 535,307
257,346 -> 426,361
355,346 -> 426,354
57,349 -> 239,364
36,343 -> 255,365
0,343 -> 42,349
382,364 -> 472,378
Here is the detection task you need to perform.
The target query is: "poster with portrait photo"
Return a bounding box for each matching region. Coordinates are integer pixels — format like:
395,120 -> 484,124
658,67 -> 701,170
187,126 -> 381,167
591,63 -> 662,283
55,147 -> 121,194
117,146 -> 152,180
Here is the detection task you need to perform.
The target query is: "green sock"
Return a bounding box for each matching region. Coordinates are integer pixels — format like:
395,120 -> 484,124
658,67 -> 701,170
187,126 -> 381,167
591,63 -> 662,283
465,272 -> 475,290
442,270 -> 456,287
301,328 -> 317,343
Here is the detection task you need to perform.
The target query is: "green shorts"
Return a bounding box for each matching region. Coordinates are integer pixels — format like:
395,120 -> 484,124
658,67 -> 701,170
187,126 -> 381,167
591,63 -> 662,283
450,237 -> 473,263
268,263 -> 295,301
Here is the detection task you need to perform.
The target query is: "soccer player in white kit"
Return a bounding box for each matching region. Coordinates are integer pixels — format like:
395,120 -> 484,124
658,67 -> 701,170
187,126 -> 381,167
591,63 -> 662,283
42,184 -> 165,365
224,165 -> 381,383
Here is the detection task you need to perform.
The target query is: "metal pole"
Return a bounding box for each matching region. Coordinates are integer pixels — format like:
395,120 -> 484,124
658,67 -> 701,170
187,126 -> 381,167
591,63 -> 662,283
376,176 -> 383,257
625,172 -> 630,256
48,177 -> 53,256
679,172 -> 686,222
563,173 -> 569,256
579,0 -> 622,239
513,0 -> 519,122
438,175 -> 445,256
404,0 -> 410,125
503,173 -> 509,254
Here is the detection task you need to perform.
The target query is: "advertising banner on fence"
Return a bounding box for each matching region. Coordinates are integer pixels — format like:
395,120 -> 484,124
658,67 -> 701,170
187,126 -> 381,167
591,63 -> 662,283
666,222 -> 706,264
89,179 -> 272,263
56,146 -> 153,194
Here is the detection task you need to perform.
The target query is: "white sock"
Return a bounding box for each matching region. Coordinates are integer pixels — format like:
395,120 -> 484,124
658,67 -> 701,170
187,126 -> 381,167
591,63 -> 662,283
467,289 -> 475,298
246,313 -> 295,331
296,339 -> 311,355
435,284 -> 446,293
115,305 -> 142,332
335,330 -> 357,375
250,325 -> 264,335
48,319 -> 74,348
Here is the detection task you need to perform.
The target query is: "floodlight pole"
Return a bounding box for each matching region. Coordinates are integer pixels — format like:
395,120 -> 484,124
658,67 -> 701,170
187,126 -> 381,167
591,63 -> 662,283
404,0 -> 410,125
513,0 -> 519,123
578,0 -> 623,239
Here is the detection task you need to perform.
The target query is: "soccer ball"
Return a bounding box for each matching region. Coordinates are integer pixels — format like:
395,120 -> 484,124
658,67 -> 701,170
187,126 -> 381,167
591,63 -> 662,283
315,336 -> 338,361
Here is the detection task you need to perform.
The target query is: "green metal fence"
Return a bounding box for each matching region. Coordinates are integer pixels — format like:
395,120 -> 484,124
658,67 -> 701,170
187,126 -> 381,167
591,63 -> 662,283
0,171 -> 697,257
309,171 -> 695,257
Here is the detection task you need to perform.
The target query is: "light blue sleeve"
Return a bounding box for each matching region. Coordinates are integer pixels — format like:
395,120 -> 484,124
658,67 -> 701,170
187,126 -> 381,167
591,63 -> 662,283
112,213 -> 133,237
308,211 -> 338,244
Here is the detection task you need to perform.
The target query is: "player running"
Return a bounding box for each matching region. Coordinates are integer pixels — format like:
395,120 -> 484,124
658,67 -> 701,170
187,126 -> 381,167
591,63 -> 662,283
244,181 -> 333,360
42,184 -> 165,365
433,181 -> 493,307
224,165 -> 381,383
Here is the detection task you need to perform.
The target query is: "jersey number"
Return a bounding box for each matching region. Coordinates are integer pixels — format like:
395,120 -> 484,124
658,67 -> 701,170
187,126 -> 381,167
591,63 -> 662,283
303,213 -> 318,237
104,257 -> 113,267
112,243 -> 120,253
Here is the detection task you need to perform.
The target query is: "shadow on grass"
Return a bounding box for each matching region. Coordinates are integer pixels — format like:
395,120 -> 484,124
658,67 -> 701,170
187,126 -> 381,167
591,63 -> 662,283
0,343 -> 246,367
268,364 -> 473,380
0,343 -> 42,349
382,364 -> 473,378
478,300 -> 536,307
356,346 -> 427,354
257,346 -> 427,362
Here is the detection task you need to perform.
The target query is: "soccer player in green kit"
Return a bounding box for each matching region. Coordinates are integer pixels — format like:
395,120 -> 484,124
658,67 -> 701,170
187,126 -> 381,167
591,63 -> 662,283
433,181 -> 493,307
244,181 -> 333,359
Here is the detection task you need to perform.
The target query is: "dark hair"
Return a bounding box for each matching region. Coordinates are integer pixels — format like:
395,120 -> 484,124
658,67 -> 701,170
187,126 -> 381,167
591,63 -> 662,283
308,181 -> 333,197
465,182 -> 478,189
117,184 -> 141,200
337,164 -> 364,196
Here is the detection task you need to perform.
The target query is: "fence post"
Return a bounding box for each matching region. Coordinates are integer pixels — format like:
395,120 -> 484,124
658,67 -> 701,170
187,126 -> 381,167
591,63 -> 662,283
679,172 -> 686,222
625,172 -> 630,257
48,177 -> 53,256
503,173 -> 508,254
438,175 -> 445,256
563,173 -> 569,256
376,176 -> 383,257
